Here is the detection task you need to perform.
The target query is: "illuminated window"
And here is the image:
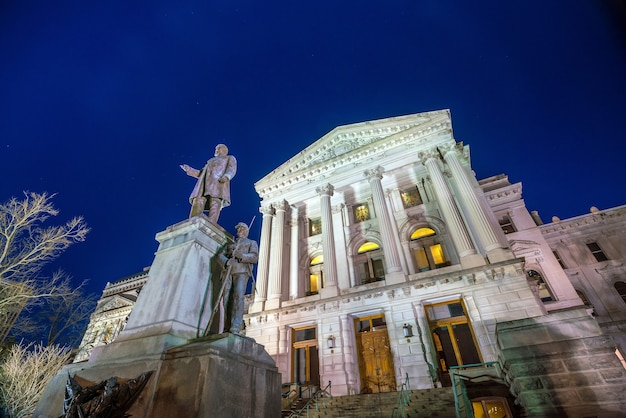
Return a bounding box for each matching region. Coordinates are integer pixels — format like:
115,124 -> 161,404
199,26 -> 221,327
353,203 -> 371,222
498,215 -> 515,234
308,255 -> 324,295
410,227 -> 449,272
411,227 -> 436,239
587,242 -> 608,262
309,218 -> 322,236
400,186 -> 422,208
527,270 -> 555,302
472,397 -> 513,418
356,242 -> 385,284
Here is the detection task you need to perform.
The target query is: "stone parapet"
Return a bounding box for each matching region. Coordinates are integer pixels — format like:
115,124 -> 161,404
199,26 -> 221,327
496,308 -> 626,417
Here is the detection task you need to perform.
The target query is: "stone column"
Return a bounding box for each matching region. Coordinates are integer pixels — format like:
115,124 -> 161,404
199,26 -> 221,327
443,145 -> 513,263
250,205 -> 274,313
417,178 -> 429,203
317,184 -> 339,297
420,151 -> 485,268
266,200 -> 288,310
364,166 -> 405,283
289,205 -> 300,300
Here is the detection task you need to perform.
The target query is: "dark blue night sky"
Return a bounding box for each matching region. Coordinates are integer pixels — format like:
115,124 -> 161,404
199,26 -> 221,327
1,1 -> 625,297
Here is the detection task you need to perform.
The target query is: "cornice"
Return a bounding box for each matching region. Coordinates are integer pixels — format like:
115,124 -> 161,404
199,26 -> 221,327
540,205 -> 626,236
102,272 -> 148,297
484,184 -> 522,203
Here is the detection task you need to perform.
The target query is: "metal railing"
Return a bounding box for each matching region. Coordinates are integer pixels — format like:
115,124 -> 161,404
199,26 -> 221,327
390,373 -> 411,418
449,361 -> 503,418
288,381 -> 332,418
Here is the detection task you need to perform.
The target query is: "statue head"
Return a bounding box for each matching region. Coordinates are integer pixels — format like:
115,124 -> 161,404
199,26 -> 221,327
214,143 -> 228,157
235,222 -> 249,238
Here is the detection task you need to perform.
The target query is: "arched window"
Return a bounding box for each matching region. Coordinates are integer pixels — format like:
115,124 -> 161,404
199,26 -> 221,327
410,227 -> 448,272
527,270 -> 555,302
614,281 -> 626,305
355,241 -> 385,284
308,255 -> 323,295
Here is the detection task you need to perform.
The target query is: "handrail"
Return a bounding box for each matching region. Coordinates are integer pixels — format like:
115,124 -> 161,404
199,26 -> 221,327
390,373 -> 411,418
449,361 -> 502,418
288,381 -> 332,418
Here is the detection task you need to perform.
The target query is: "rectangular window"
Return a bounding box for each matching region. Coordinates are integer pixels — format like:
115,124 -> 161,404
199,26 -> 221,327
553,250 -> 567,269
586,242 -> 608,262
309,218 -> 322,236
430,244 -> 446,266
353,203 -> 371,222
498,215 -> 516,234
400,187 -> 423,208
414,248 -> 430,272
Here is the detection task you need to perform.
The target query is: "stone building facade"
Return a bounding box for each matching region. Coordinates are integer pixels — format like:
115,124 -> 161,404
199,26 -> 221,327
76,110 -> 626,416
243,110 -> 626,416
74,268 -> 148,362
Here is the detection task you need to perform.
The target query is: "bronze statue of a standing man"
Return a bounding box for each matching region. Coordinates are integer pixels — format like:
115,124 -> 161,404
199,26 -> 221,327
180,144 -> 237,223
221,222 -> 258,334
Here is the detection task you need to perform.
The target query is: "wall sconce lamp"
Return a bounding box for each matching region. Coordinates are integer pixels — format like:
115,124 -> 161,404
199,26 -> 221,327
403,323 -> 413,342
327,335 -> 336,352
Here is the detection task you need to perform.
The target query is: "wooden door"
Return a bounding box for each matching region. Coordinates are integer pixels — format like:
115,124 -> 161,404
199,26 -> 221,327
357,329 -> 395,393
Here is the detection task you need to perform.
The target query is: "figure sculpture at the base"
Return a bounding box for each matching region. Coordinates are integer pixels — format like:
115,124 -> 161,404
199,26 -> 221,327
60,371 -> 153,418
218,222 -> 258,334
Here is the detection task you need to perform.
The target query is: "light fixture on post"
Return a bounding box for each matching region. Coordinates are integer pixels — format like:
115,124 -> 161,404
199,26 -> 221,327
403,323 -> 413,342
327,335 -> 336,352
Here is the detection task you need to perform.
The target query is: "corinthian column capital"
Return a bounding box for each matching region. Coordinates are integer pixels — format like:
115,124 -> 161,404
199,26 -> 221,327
273,199 -> 289,212
260,205 -> 275,216
316,183 -> 334,197
364,166 -> 384,181
418,149 -> 441,165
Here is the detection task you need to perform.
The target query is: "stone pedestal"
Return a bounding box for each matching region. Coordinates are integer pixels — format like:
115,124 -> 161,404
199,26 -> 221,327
34,217 -> 281,417
34,334 -> 281,418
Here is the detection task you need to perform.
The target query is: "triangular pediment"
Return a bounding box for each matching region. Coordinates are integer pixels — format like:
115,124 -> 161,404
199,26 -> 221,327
255,109 -> 453,195
95,294 -> 136,314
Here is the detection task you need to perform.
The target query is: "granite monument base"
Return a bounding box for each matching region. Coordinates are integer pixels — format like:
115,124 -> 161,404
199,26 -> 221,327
34,333 -> 281,418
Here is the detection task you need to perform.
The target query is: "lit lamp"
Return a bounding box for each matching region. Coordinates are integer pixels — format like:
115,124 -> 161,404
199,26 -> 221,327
327,335 -> 335,352
403,323 -> 413,342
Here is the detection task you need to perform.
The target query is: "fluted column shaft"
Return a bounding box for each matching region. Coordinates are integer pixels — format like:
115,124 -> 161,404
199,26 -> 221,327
317,184 -> 338,288
444,148 -> 504,252
267,200 -> 287,301
252,205 -> 274,308
364,166 -> 402,273
289,206 -> 300,300
423,155 -> 477,258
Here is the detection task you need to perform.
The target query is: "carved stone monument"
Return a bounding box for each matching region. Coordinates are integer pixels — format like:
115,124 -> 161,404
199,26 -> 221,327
34,215 -> 280,418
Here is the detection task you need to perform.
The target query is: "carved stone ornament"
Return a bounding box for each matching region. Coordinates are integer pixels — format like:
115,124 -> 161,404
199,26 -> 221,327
316,183 -> 334,197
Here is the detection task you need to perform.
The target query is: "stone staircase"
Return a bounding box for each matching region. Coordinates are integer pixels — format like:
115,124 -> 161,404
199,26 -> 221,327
284,387 -> 457,418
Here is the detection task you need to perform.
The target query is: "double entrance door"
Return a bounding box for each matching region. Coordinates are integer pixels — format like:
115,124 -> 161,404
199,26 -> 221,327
355,315 -> 395,394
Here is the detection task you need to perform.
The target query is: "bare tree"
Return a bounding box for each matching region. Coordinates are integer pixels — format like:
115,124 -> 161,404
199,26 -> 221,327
0,342 -> 72,418
42,278 -> 98,347
9,275 -> 98,347
0,192 -> 89,342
